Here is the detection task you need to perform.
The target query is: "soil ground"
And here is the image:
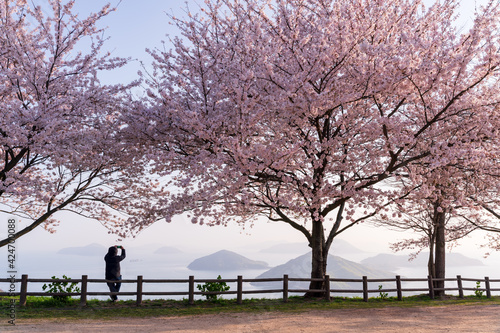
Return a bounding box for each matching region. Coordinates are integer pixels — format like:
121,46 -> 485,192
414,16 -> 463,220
2,304 -> 500,332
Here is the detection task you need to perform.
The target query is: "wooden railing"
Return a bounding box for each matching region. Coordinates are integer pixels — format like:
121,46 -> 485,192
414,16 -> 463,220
1,274 -> 499,306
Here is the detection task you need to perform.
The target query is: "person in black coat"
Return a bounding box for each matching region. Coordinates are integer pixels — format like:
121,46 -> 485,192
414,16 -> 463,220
104,245 -> 126,301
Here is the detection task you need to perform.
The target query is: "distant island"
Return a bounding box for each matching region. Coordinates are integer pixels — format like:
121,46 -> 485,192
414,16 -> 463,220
187,250 -> 269,271
254,253 -> 394,290
154,246 -> 183,255
260,239 -> 366,256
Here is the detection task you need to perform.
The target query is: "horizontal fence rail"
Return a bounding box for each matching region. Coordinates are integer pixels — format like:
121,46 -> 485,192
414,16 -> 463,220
1,274 -> 499,306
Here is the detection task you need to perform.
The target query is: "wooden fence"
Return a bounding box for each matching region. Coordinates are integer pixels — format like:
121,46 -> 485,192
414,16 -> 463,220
1,274 -> 500,306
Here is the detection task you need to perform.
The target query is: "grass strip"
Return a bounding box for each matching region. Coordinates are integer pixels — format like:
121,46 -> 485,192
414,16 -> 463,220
2,295 -> 500,320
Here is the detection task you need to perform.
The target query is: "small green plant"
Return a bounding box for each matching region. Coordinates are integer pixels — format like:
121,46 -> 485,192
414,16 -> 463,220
197,275 -> 230,301
42,275 -> 81,302
475,281 -> 484,298
378,285 -> 388,299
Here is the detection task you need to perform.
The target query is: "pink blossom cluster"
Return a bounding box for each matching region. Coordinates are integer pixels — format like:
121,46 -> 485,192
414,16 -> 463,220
0,0 -> 151,245
129,0 -> 500,280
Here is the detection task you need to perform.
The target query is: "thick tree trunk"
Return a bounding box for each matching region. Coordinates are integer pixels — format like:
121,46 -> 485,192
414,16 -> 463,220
306,218 -> 327,297
434,209 -> 446,296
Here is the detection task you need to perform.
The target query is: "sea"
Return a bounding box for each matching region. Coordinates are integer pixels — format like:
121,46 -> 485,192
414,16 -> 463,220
3,244 -> 500,301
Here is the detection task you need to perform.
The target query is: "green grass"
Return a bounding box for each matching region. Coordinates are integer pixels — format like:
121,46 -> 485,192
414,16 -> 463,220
2,295 -> 500,320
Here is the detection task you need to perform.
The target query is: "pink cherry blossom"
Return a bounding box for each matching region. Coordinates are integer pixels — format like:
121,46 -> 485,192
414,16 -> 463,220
132,0 -> 500,294
0,0 -> 148,246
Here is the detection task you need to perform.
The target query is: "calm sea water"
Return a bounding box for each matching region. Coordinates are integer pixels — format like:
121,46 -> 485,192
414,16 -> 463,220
3,247 -> 500,301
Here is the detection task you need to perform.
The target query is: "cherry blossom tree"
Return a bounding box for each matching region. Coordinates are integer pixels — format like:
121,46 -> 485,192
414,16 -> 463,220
374,89 -> 500,296
135,0 -> 500,295
373,169 -> 492,295
0,0 -> 146,247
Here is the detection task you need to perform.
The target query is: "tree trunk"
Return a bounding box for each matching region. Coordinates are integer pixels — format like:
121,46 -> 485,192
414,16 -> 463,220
427,225 -> 436,288
434,208 -> 446,297
305,218 -> 326,297
427,238 -> 435,279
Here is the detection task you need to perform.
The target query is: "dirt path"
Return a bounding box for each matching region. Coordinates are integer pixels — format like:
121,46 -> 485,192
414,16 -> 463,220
3,304 -> 500,332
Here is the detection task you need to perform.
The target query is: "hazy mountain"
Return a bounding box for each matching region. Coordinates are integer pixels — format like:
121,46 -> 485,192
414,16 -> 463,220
154,246 -> 183,255
361,252 -> 484,271
187,250 -> 269,271
260,239 -> 366,256
259,242 -> 309,254
56,243 -> 107,256
253,253 -> 394,290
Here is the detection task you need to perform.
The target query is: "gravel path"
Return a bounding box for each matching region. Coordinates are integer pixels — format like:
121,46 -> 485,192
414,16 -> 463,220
3,304 -> 500,332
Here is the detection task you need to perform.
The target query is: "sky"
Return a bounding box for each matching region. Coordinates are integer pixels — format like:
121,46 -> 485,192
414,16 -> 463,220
1,0 -> 496,261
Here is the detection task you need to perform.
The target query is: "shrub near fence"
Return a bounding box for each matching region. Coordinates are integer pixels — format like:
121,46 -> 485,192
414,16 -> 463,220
1,274 -> 500,306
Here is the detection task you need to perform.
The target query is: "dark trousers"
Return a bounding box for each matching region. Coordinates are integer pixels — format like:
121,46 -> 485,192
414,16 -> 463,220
107,275 -> 122,300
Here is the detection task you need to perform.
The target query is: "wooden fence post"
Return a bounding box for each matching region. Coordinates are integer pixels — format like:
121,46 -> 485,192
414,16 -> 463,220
362,276 -> 368,302
237,275 -> 243,305
80,275 -> 88,306
485,277 -> 491,299
19,274 -> 28,307
324,275 -> 330,302
396,275 -> 402,301
283,275 -> 288,303
457,275 -> 464,298
427,276 -> 434,299
136,275 -> 143,306
188,276 -> 195,305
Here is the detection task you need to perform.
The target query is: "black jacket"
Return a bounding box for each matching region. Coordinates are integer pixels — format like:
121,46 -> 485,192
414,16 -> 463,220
104,247 -> 126,280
